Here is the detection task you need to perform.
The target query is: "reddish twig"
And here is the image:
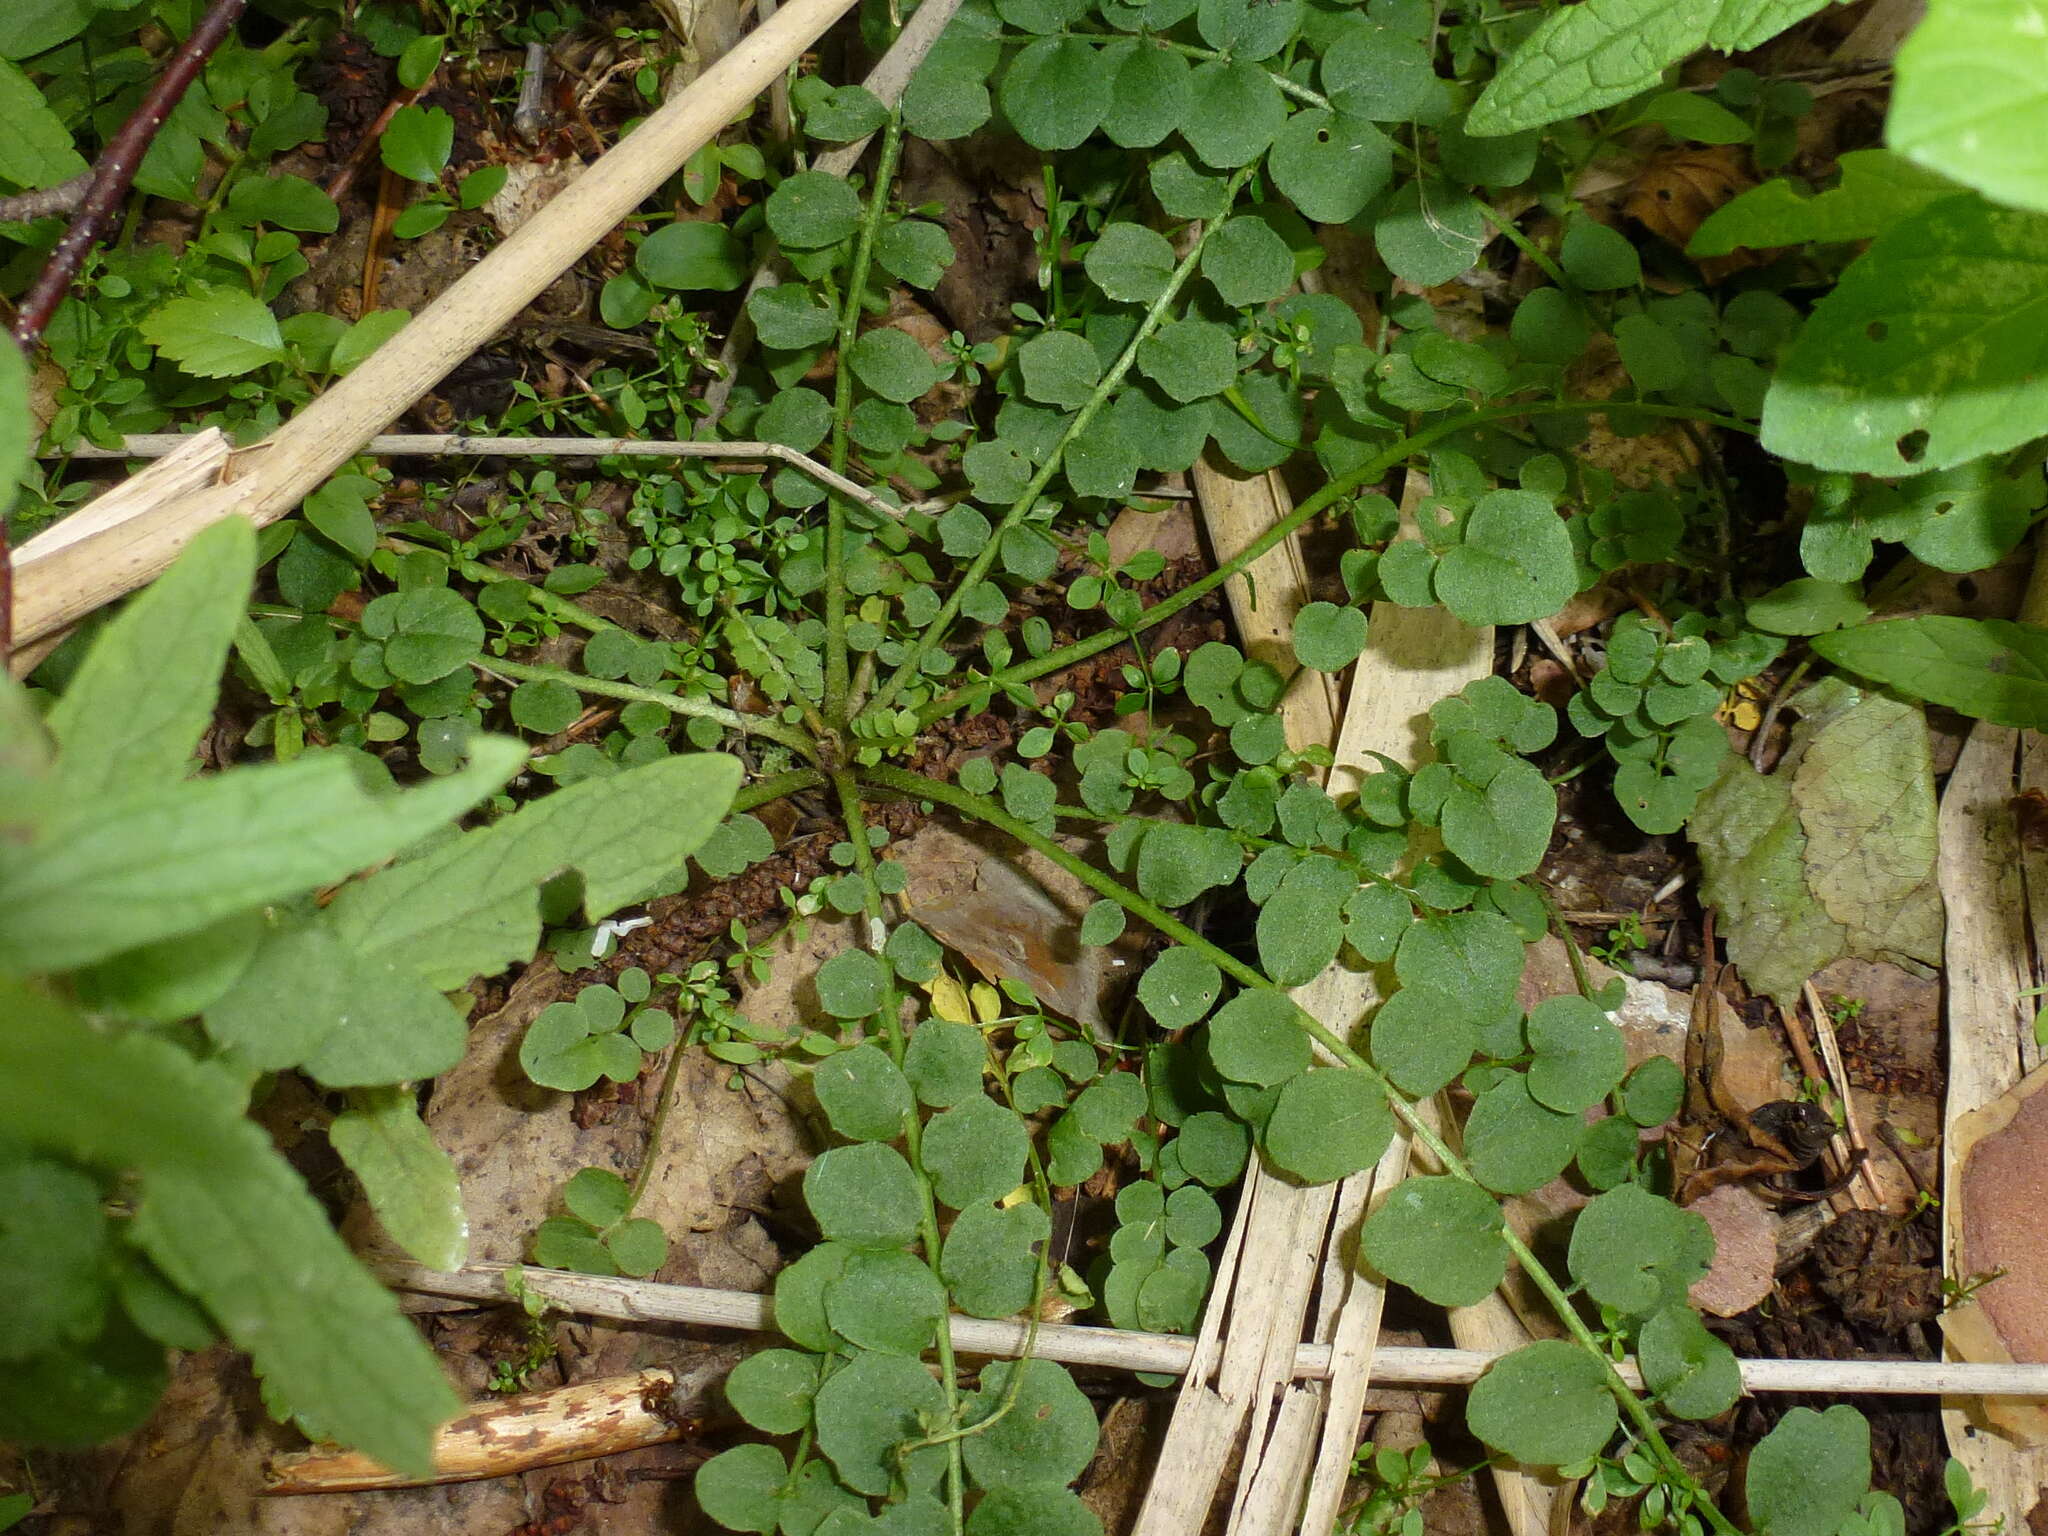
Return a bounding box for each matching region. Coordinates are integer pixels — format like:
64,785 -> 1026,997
324,83 -> 424,206
9,0 -> 250,353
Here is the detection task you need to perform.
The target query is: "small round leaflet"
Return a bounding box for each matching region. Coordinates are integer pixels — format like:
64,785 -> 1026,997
1360,1174 -> 1506,1306
1466,1339 -> 1618,1467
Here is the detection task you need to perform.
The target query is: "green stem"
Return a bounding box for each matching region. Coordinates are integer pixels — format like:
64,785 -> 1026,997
735,767 -> 828,811
863,762 -> 1736,1531
1538,885 -> 1599,1003
915,398 -> 1758,730
825,769 -> 968,1528
826,114 -> 905,726
867,162 -> 1261,717
473,655 -> 820,758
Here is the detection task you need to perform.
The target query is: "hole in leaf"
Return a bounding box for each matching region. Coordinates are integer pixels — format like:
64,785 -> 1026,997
1896,429 -> 1929,463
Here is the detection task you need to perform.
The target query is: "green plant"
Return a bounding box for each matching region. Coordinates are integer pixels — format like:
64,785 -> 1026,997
0,517 -> 738,1472
12,0 -> 2045,1521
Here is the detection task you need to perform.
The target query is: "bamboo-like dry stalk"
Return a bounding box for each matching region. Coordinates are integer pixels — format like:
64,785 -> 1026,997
54,432 -> 903,521
6,0 -> 862,658
374,1260 -> 2048,1400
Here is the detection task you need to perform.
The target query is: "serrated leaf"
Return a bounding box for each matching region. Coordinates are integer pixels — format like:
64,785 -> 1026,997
0,744 -> 522,975
43,517 -> 251,813
0,979 -> 456,1477
1470,0 -> 1832,135
331,1088 -> 466,1270
324,753 -> 738,988
1812,617 -> 2048,728
1888,0 -> 2048,213
1762,195 -> 2048,474
1689,149 -> 1963,256
0,59 -> 89,189
141,289 -> 286,379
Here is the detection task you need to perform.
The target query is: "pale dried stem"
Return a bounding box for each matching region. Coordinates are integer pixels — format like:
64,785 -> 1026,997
374,1260 -> 2048,1399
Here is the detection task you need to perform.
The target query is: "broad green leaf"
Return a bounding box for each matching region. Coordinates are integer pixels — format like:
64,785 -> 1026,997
850,327 -> 944,402
813,1350 -> 948,1495
725,1347 -> 820,1434
966,1486 -> 1104,1536
0,743 -> 522,973
922,1095 -> 1030,1207
1360,1174 -> 1507,1306
1174,1110 -> 1250,1186
1322,26 -> 1434,121
1181,59 -> 1286,168
1466,1340 -> 1618,1467
1524,994 -> 1626,1113
1085,222 -> 1178,303
45,518 -> 253,812
1138,946 -> 1224,1027
379,105 -> 454,182
941,1200 -> 1049,1318
1439,759 -> 1555,881
1293,602 -> 1368,671
1263,1067 -> 1395,1183
1139,319 -> 1238,401
323,752 -> 740,988
0,60 -> 88,188
1762,196 -> 2048,473
0,1156 -> 109,1362
1369,984 -> 1477,1097
0,1312 -> 166,1448
1205,989 -> 1313,1086
1748,1405 -> 1872,1536
695,1442 -> 787,1533
826,1249 -> 946,1354
1433,490 -> 1576,625
1748,577 -> 1871,636
330,1088 -> 466,1270
1256,855 -> 1353,986
1464,1073 -> 1581,1194
0,979 -> 456,1476
963,1359 -> 1100,1491
1469,0 -> 1831,134
773,1242 -> 853,1352
767,171 -> 863,250
1812,617 -> 2048,728
1018,330 -> 1102,409
1270,108 -> 1393,224
813,1043 -> 915,1142
1638,1304 -> 1743,1419
805,1144 -> 923,1250
747,284 -> 839,349
905,1019 -> 987,1107
1101,39 -> 1190,148
1888,0 -> 2048,214
141,289 -> 286,379
877,218 -> 955,288
1689,149 -> 1964,256
636,220 -> 748,291
1567,1184 -> 1713,1315
1000,37 -> 1111,151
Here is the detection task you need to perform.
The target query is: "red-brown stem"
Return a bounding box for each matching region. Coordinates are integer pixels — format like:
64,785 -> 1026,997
9,0 -> 250,353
